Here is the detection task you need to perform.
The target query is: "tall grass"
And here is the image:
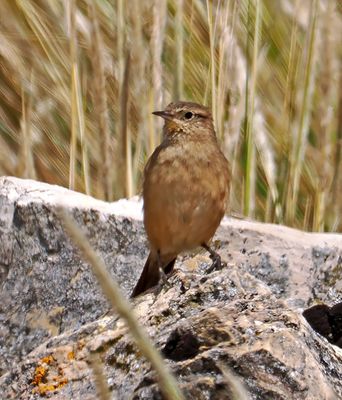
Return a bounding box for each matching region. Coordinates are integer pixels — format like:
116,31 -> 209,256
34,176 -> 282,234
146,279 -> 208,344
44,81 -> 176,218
0,0 -> 341,232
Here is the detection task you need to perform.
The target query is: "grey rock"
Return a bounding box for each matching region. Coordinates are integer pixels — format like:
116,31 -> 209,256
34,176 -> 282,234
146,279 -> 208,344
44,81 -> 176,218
0,176 -> 341,400
0,177 -> 146,376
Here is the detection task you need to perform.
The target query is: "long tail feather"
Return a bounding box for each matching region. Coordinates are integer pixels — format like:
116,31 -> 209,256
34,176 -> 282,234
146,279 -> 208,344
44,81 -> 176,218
131,253 -> 177,297
131,252 -> 159,297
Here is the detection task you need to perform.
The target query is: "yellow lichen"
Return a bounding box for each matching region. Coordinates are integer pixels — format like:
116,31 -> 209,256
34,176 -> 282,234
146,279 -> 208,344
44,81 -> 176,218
32,365 -> 47,386
41,355 -> 54,365
31,354 -> 68,396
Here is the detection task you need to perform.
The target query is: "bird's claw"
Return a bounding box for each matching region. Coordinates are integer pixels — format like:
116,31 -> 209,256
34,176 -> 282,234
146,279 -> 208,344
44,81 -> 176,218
206,252 -> 222,273
153,267 -> 172,294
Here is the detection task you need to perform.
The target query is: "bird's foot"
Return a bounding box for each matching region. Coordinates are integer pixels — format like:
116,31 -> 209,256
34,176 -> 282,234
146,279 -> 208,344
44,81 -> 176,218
207,252 -> 223,273
151,267 -> 172,296
202,243 -> 225,274
159,266 -> 169,285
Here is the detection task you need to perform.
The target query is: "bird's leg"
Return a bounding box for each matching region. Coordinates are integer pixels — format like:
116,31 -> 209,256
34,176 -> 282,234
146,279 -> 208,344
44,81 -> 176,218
157,250 -> 168,285
152,251 -> 172,296
202,243 -> 223,273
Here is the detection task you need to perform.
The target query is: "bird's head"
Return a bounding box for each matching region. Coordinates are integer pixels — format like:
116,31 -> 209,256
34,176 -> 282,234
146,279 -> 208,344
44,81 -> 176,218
152,101 -> 215,137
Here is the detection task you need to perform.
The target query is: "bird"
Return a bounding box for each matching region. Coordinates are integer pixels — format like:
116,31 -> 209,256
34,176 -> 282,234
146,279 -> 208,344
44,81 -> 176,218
131,101 -> 230,297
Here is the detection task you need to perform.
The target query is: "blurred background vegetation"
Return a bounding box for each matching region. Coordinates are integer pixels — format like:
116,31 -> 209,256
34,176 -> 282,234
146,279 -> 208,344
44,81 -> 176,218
0,0 -> 341,232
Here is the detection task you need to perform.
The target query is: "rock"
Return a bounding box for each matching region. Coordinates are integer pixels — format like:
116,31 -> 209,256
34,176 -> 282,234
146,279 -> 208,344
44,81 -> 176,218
0,176 -> 146,376
0,176 -> 341,399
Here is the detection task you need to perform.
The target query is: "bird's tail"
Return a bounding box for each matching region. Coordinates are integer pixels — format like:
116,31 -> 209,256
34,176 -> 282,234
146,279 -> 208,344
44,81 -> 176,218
131,252 -> 176,298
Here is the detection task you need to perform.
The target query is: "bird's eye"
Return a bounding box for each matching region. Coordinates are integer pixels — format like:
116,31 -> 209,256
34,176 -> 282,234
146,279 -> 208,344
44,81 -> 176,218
184,111 -> 193,120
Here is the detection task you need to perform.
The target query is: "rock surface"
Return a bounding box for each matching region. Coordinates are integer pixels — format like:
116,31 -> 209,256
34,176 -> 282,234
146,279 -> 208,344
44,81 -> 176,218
0,176 -> 341,399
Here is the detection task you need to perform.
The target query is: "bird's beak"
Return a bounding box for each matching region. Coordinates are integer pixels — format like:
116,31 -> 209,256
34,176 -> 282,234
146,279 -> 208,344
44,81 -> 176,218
152,110 -> 174,121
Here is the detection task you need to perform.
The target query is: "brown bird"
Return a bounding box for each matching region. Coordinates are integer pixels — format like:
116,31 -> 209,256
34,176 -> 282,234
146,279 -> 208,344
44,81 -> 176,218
131,101 -> 230,297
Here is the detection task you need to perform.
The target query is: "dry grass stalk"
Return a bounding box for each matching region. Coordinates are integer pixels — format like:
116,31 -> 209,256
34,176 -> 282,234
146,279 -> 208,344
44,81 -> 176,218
89,2 -> 112,201
58,208 -> 184,400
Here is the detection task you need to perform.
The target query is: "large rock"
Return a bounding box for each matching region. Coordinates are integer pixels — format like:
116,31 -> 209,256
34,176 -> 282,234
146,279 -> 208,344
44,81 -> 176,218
0,176 -> 341,399
0,177 -> 146,376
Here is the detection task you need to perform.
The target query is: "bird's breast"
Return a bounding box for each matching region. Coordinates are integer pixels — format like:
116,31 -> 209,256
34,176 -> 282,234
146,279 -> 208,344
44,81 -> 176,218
143,140 -> 229,255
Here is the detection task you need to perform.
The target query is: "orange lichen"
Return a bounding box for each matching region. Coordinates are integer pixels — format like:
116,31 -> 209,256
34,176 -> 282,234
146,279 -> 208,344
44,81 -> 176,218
67,350 -> 75,360
33,376 -> 68,396
31,354 -> 68,396
36,376 -> 68,395
41,355 -> 54,365
36,383 -> 57,396
32,365 -> 47,385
